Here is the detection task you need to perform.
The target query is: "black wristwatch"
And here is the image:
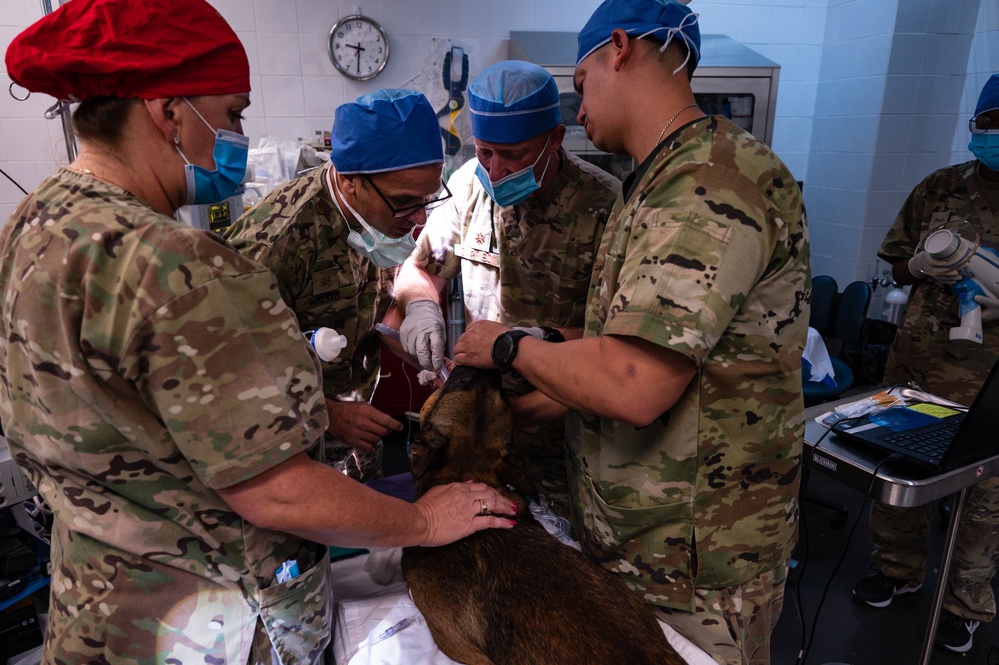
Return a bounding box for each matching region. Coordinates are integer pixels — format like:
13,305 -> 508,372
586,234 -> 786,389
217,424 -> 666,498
491,330 -> 532,372
540,326 -> 565,343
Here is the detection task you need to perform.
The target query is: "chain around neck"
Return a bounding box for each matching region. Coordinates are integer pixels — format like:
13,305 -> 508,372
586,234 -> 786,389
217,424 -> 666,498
657,103 -> 699,145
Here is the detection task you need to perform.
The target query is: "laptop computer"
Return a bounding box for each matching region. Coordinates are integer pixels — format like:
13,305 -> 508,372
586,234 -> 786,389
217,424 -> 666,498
830,361 -> 999,472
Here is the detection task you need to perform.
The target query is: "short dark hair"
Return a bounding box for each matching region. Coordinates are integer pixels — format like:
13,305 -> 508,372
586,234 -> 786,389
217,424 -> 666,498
642,37 -> 697,81
72,97 -> 137,145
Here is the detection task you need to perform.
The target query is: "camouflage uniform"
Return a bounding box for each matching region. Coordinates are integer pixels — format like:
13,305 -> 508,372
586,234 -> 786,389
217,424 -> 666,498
414,150 -> 619,517
872,160 -> 999,623
567,116 -> 808,665
226,162 -> 394,482
0,169 -> 331,664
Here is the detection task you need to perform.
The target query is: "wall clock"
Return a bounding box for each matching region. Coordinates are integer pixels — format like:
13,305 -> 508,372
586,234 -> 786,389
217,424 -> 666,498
328,15 -> 390,81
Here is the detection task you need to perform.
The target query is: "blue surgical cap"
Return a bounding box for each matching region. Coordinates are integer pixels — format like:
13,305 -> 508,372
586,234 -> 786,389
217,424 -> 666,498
975,74 -> 999,117
468,61 -> 561,143
330,89 -> 444,174
576,0 -> 701,70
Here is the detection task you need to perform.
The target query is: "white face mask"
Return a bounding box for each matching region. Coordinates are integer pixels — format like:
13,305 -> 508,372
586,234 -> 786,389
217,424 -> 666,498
330,170 -> 418,268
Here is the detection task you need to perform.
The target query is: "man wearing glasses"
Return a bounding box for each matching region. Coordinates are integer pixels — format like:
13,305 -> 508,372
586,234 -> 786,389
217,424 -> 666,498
853,73 -> 999,654
226,89 -> 448,482
393,61 -> 620,519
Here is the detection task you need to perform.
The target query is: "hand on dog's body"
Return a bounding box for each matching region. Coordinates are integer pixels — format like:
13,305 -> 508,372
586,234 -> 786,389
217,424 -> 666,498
413,480 -> 518,546
325,399 -> 403,451
217,451 -> 515,550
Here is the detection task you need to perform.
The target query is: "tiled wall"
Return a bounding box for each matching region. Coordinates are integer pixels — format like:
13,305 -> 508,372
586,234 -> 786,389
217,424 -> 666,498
0,0 -> 828,222
806,0 -> 994,296
1,0 -> 996,295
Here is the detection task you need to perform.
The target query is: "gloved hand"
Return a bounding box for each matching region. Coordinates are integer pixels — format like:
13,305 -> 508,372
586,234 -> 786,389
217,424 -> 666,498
974,295 -> 999,323
401,300 -> 446,370
908,251 -> 961,284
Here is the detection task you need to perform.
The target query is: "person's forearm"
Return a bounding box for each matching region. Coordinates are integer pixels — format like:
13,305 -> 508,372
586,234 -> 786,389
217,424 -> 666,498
378,304 -> 419,366
510,335 -> 695,427
219,452 -> 431,548
510,391 -> 568,428
394,255 -> 446,308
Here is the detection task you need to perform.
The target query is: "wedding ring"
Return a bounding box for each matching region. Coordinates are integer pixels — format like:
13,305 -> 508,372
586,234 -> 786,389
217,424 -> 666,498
478,499 -> 489,516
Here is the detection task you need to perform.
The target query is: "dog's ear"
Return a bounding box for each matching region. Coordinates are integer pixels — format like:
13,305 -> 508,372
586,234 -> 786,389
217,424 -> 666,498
408,425 -> 450,481
498,450 -> 538,501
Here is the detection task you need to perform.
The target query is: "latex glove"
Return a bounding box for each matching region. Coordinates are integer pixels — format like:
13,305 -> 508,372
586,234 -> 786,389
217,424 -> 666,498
400,300 -> 446,370
908,252 -> 961,284
974,295 -> 999,323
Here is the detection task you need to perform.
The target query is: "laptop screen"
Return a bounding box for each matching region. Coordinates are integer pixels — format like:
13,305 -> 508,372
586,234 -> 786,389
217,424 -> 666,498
940,361 -> 999,469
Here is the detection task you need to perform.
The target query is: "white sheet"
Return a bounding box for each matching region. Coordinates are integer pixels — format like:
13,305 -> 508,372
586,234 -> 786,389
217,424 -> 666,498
330,548 -> 717,665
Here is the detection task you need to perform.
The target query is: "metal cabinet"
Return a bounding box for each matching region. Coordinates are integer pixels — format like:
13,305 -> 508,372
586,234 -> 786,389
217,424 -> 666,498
509,31 -> 781,179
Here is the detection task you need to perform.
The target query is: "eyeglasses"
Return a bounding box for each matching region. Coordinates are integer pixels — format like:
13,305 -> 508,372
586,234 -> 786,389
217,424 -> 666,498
970,114 -> 998,134
363,176 -> 453,219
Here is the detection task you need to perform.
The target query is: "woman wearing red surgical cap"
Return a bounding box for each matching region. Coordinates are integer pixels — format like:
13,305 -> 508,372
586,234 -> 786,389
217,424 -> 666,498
0,1 -> 514,662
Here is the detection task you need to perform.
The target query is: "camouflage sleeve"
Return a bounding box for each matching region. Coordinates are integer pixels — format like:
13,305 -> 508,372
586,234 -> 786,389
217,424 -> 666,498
226,206 -> 317,308
878,178 -> 928,263
121,270 -> 328,489
602,171 -> 774,367
413,160 -> 479,280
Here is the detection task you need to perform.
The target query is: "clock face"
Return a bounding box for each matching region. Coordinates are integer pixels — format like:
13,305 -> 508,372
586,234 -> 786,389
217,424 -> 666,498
328,16 -> 389,81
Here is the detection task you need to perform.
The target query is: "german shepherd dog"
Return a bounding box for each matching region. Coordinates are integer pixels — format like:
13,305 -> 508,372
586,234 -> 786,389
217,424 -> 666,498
401,365 -> 685,665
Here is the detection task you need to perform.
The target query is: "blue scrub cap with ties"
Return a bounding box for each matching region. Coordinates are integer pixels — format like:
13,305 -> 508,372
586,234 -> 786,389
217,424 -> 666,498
576,0 -> 701,71
330,88 -> 444,174
468,60 -> 561,143
975,74 -> 999,117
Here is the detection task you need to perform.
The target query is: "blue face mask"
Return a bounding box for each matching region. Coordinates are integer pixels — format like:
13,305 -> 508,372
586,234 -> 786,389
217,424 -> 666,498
474,135 -> 553,207
330,169 -> 419,268
969,132 -> 999,171
176,99 -> 250,206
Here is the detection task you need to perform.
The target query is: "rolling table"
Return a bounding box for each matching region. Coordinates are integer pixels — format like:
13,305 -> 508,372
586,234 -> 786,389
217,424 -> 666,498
803,391 -> 999,665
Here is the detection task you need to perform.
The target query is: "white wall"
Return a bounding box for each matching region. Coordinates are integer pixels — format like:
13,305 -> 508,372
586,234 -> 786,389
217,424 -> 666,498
1,0 -> 996,292
803,0 -> 994,298
0,0 -> 827,221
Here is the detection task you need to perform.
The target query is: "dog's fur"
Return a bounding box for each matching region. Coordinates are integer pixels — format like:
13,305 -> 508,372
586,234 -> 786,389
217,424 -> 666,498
401,365 -> 685,665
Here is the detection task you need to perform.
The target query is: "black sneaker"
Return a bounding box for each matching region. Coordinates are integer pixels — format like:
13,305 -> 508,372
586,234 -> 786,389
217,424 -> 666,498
852,572 -> 922,608
935,610 -> 980,653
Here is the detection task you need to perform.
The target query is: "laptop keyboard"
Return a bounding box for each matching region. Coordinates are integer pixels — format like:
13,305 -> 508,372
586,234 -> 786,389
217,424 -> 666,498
880,416 -> 966,460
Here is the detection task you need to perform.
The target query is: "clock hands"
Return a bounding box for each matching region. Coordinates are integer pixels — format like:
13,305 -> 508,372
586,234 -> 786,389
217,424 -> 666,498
346,42 -> 366,74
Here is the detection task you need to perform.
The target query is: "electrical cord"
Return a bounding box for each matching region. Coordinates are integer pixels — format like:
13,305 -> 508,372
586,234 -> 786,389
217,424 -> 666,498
795,445 -> 903,665
1,166 -> 29,196
791,420 -> 836,663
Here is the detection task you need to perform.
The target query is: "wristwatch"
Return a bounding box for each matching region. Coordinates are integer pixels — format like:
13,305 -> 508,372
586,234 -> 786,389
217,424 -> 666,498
491,330 -> 532,372
540,326 -> 565,343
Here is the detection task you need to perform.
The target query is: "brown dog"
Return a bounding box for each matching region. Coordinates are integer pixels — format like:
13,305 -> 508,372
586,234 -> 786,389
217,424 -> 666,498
401,365 -> 685,665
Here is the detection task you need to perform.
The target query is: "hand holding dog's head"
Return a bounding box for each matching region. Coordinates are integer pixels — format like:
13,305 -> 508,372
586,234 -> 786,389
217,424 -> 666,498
409,365 -> 534,500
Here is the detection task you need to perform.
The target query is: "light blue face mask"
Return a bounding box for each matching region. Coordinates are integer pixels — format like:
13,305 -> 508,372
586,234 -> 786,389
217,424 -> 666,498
331,170 -> 418,268
969,132 -> 999,171
474,135 -> 552,207
176,99 -> 250,206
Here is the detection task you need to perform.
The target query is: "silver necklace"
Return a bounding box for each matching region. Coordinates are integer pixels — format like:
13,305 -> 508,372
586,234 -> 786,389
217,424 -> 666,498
657,103 -> 699,144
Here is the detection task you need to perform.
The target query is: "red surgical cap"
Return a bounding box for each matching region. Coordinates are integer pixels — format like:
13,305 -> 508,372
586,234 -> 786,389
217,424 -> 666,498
5,0 -> 250,102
